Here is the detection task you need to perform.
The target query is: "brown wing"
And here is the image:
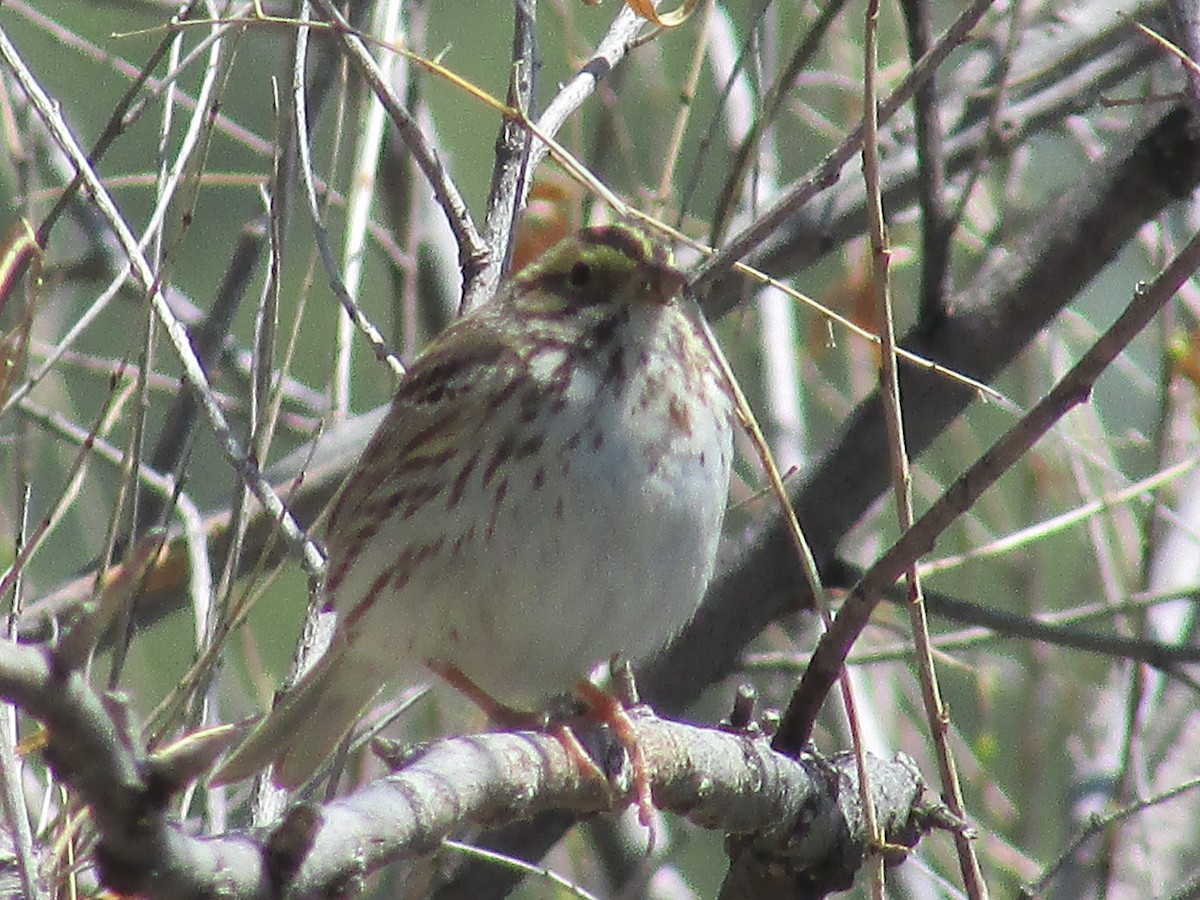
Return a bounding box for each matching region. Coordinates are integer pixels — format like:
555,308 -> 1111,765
321,314 -> 522,599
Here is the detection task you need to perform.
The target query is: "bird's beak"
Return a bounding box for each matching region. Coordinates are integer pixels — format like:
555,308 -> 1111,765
645,262 -> 687,304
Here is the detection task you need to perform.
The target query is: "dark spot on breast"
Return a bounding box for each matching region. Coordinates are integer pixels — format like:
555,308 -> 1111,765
532,466 -> 546,490
668,394 -> 692,433
591,315 -> 620,347
605,347 -> 625,385
591,431 -> 604,451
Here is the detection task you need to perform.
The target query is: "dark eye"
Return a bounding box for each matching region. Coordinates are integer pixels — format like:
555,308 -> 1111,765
569,261 -> 592,287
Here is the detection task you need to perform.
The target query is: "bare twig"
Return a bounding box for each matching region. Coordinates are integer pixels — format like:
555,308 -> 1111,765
779,218 -> 1200,748
690,0 -> 997,297
859,1 -> 983,893
468,0 -> 539,314
0,20 -> 326,581
310,0 -> 486,296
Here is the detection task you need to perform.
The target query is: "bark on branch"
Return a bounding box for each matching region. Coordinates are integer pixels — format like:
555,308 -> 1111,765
0,637 -> 954,898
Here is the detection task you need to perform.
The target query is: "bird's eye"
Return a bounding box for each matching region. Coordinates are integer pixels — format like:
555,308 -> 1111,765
569,261 -> 592,287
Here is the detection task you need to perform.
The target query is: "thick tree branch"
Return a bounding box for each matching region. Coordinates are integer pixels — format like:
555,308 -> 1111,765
0,638 -> 944,897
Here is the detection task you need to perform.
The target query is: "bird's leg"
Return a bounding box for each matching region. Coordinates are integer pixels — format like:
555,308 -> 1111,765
426,659 -> 653,833
573,678 -> 655,831
425,659 -> 534,725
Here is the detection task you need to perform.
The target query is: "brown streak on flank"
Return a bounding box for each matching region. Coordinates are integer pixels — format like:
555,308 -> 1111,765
348,519 -> 382,550
398,419 -> 453,460
378,487 -> 409,513
494,477 -> 509,511
519,389 -> 543,423
448,450 -> 481,509
344,565 -> 397,631
326,460 -> 385,535
418,537 -> 444,567
325,557 -> 351,597
515,433 -> 545,459
483,373 -> 522,417
395,446 -> 456,474
483,434 -> 517,486
554,496 -> 565,520
401,483 -> 442,519
392,567 -> 412,594
532,466 -> 546,490
451,527 -> 476,558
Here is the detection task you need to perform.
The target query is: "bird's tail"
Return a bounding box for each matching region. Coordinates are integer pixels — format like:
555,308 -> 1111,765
212,644 -> 384,790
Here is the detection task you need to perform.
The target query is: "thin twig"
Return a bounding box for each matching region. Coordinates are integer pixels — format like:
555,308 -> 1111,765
862,0 -> 985,894
311,0 -> 486,292
690,0 -> 996,296
0,487 -> 44,900
0,21 -> 326,581
900,0 -> 951,324
292,3 -> 405,380
778,222 -> 1200,749
705,0 -> 851,243
468,0 -> 539,314
333,0 -> 406,413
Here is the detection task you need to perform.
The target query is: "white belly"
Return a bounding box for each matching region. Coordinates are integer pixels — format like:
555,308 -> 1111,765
331,311 -> 733,708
